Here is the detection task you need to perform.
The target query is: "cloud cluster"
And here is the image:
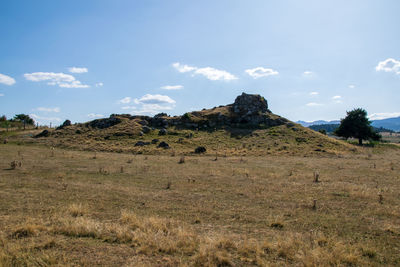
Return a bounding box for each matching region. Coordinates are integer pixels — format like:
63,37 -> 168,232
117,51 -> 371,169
245,67 -> 279,79
369,112 -> 400,120
0,73 -> 16,86
161,85 -> 183,90
24,72 -> 90,88
309,92 -> 319,96
36,107 -> 60,113
332,95 -> 342,104
306,102 -> 323,107
376,58 -> 400,74
30,114 -> 61,123
172,62 -> 238,81
119,94 -> 176,115
68,67 -> 88,74
95,82 -> 103,87
88,113 -> 104,119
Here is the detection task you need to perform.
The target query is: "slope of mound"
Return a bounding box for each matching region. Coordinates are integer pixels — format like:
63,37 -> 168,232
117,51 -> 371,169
26,93 -> 355,155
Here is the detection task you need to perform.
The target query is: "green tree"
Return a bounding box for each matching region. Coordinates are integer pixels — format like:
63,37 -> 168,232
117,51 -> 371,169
13,114 -> 35,130
335,108 -> 381,145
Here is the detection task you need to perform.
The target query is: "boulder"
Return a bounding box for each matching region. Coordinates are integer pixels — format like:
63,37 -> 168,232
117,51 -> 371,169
135,141 -> 150,147
194,146 -> 206,154
158,128 -> 167,135
151,139 -> 159,144
142,126 -> 151,134
157,141 -> 169,149
35,130 -> 50,138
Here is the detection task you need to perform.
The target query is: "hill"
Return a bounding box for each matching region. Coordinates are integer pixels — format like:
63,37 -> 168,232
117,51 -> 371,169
298,117 -> 400,132
14,93 -> 354,156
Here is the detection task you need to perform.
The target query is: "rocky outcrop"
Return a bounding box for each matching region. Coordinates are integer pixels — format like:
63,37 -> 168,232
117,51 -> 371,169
88,115 -> 122,129
232,93 -> 269,115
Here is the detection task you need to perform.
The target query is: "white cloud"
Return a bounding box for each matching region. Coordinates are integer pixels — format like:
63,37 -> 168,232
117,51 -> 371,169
136,94 -> 176,105
245,67 -> 278,79
0,73 -> 16,86
95,82 -> 103,87
172,62 -> 196,73
121,106 -> 137,110
348,85 -> 355,89
24,72 -> 89,88
375,58 -> 400,74
302,71 -> 315,77
87,113 -> 104,118
119,97 -> 131,104
68,67 -> 88,74
120,94 -> 176,115
332,95 -> 343,104
173,62 -> 238,81
160,85 -> 183,90
369,112 -> 400,120
30,114 -> 61,123
0,93 -> 4,97
306,102 -> 323,107
309,92 -> 319,96
195,67 -> 238,81
36,107 -> 60,113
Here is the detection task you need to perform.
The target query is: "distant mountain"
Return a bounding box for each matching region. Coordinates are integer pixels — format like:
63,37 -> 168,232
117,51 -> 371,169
371,117 -> 400,132
296,120 -> 340,127
298,116 -> 400,132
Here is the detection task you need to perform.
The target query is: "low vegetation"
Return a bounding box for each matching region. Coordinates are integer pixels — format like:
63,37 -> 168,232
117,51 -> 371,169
0,143 -> 399,266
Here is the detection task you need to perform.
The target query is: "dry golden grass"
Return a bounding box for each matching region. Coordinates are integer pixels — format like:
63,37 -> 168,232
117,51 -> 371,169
0,142 -> 399,266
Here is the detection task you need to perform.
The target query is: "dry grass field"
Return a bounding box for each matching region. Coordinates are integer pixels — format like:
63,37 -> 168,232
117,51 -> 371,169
0,141 -> 399,266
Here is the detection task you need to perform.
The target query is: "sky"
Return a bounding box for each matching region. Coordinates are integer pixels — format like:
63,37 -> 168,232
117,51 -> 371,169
1,0 -> 399,125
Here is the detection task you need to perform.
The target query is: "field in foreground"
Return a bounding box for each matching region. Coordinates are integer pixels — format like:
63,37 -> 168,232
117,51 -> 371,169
0,144 -> 399,266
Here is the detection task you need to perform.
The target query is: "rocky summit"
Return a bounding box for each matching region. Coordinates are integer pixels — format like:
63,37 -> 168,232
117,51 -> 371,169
232,93 -> 269,115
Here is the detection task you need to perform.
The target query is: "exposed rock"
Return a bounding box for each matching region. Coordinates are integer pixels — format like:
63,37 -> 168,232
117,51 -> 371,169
232,93 -> 268,115
3,139 -> 8,144
35,130 -> 50,138
158,128 -> 167,135
135,141 -> 150,147
151,139 -> 159,144
158,141 -> 169,149
89,115 -> 122,129
154,113 -> 168,118
56,119 -> 72,130
142,126 -> 151,134
194,146 -> 206,154
138,120 -> 148,126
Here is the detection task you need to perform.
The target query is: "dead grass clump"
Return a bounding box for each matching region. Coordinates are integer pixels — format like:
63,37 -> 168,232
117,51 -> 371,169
54,217 -> 103,239
10,224 -> 45,239
67,203 -> 88,217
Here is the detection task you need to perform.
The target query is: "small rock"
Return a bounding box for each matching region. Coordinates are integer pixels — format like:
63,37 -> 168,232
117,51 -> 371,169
135,141 -> 150,147
151,139 -> 159,144
142,126 -> 151,133
138,120 -> 148,126
158,141 -> 169,149
194,146 -> 206,154
158,128 -> 167,135
35,130 -> 50,138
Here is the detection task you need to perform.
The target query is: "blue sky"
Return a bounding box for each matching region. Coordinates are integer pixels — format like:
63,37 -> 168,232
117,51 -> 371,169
1,0 -> 399,125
